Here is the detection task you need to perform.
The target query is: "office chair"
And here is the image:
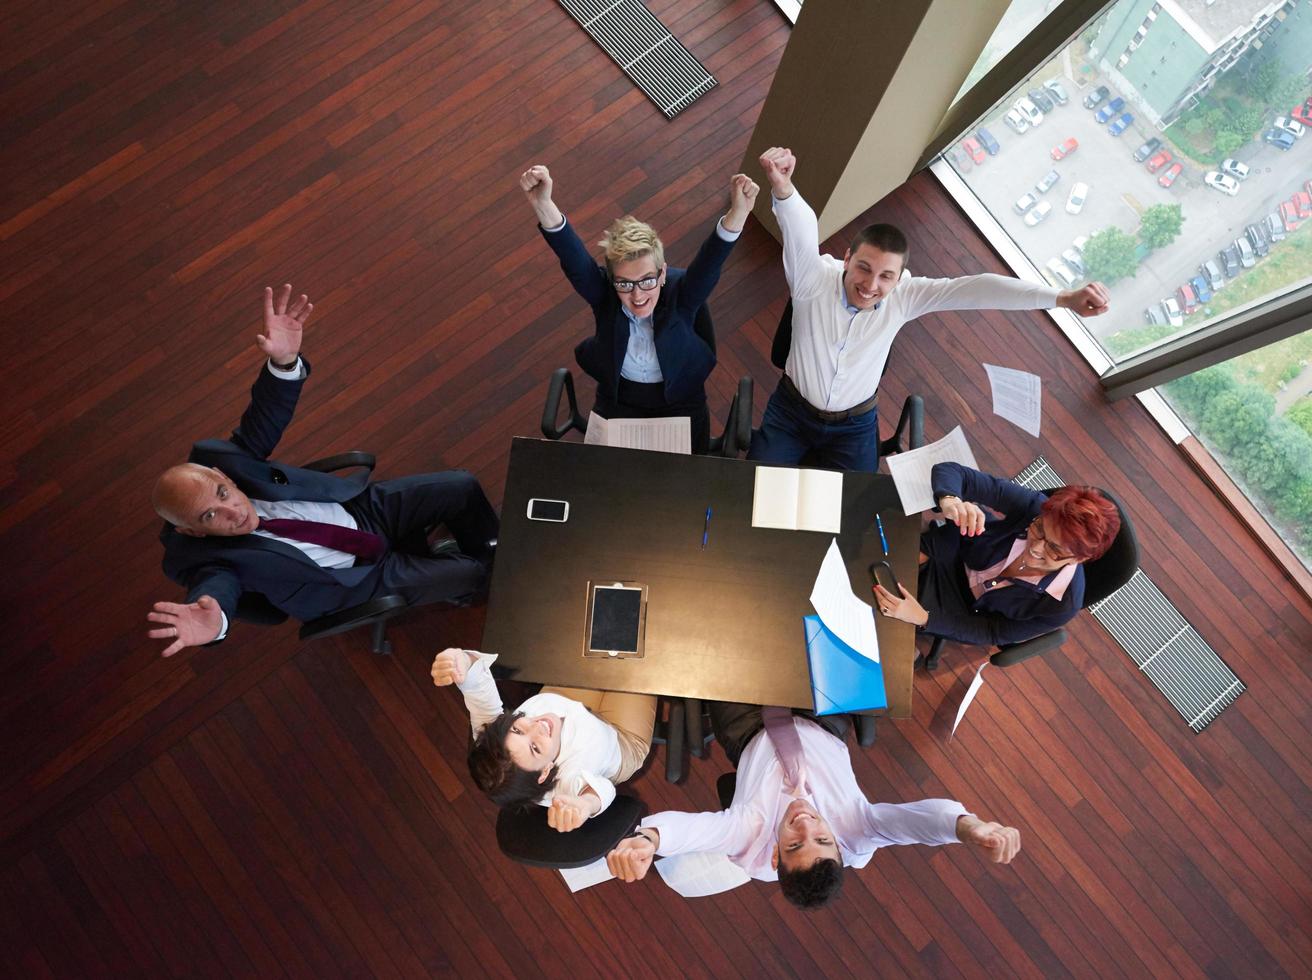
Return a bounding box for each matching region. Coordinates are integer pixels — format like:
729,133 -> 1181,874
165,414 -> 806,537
230,451 -> 410,655
922,488 -> 1138,669
652,696 -> 716,783
495,795 -> 645,868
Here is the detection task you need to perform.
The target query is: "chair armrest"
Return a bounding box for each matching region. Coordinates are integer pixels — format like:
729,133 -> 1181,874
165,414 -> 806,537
880,395 -> 925,456
991,628 -> 1067,668
299,595 -> 407,640
541,367 -> 586,440
496,795 -> 645,868
301,451 -> 376,473
710,376 -> 754,457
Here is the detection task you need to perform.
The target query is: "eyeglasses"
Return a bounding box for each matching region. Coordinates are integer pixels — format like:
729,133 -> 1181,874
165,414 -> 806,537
1028,517 -> 1076,562
612,275 -> 660,293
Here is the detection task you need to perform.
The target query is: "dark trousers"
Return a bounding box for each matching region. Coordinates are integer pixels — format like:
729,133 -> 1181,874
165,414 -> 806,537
595,378 -> 711,455
345,470 -> 499,608
917,522 -> 976,633
747,381 -> 880,472
709,701 -> 851,768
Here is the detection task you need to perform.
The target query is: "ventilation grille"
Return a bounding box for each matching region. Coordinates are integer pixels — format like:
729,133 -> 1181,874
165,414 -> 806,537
1014,457 -> 1244,732
557,0 -> 718,119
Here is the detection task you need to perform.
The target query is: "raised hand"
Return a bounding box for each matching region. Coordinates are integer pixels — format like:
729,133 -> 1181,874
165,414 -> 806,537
956,814 -> 1022,864
1056,281 -> 1110,317
758,146 -> 797,198
257,283 -> 313,365
722,173 -> 760,233
606,830 -> 658,882
547,793 -> 597,833
938,496 -> 986,536
430,648 -> 473,687
519,165 -> 564,229
874,582 -> 929,627
147,596 -> 224,657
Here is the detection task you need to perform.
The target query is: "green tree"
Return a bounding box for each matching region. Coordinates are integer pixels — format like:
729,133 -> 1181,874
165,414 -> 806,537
1214,130 -> 1245,156
1289,398 -> 1312,439
1139,204 -> 1185,249
1250,59 -> 1281,100
1083,227 -> 1138,284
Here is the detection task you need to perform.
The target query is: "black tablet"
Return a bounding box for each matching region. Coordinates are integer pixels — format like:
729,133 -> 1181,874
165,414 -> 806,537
584,581 -> 647,659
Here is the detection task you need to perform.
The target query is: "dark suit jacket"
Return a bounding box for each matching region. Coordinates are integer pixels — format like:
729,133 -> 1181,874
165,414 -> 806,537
922,462 -> 1086,646
540,217 -> 734,405
158,360 -> 383,632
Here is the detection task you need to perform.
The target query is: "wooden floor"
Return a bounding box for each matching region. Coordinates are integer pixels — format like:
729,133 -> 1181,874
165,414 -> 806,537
2,1 -> 1311,977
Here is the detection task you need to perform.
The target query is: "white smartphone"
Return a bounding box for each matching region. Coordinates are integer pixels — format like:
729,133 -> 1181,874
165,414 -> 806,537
526,498 -> 569,522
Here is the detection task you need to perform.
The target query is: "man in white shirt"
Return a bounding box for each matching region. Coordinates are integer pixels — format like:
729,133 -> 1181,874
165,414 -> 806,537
146,284 -> 499,656
749,146 -> 1112,471
606,702 -> 1021,909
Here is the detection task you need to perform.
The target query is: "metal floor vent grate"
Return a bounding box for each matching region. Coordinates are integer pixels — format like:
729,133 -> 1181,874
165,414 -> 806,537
557,0 -> 718,119
1013,457 -> 1245,732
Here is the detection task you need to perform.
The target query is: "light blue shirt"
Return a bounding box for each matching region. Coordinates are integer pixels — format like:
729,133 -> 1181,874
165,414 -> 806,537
620,309 -> 663,383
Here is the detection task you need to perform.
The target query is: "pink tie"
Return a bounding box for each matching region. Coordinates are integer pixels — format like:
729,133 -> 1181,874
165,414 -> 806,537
258,517 -> 386,564
762,706 -> 809,795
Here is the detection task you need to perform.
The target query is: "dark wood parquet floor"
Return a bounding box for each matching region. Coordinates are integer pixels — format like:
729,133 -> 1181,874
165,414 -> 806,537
2,1 -> 1310,977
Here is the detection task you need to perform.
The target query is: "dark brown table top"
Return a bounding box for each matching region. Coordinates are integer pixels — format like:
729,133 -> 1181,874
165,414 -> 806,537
482,438 -> 918,717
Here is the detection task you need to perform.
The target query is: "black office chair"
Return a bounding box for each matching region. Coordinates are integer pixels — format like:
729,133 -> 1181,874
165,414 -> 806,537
230,451 -> 410,655
495,795 -> 645,868
922,488 -> 1138,669
652,696 -> 716,783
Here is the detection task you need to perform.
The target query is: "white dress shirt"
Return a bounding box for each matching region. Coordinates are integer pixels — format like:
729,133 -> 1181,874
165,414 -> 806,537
454,651 -> 624,812
773,191 -> 1060,413
641,717 -> 966,880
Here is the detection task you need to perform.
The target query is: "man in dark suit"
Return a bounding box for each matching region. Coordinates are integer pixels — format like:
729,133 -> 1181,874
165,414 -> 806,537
146,284 -> 498,657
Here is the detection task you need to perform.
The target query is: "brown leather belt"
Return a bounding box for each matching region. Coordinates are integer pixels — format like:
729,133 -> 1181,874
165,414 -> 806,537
780,374 -> 878,423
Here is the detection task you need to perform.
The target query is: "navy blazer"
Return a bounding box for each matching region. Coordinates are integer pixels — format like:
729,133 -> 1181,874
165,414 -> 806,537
158,360 -> 383,632
540,217 -> 733,405
922,462 -> 1086,647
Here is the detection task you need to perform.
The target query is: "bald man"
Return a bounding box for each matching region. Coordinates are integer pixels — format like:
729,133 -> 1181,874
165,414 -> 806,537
147,284 -> 498,656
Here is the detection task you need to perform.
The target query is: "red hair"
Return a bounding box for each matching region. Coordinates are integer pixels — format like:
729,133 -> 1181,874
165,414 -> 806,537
1040,487 -> 1121,561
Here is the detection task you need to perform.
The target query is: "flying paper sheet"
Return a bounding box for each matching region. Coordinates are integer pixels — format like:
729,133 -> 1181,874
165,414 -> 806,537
655,851 -> 751,897
950,663 -> 989,740
884,426 -> 980,516
984,364 -> 1043,437
558,856 -> 616,892
808,539 -> 879,663
584,411 -> 691,454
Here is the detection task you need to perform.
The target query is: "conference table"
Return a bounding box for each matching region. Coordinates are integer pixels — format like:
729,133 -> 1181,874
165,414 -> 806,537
482,438 -> 919,718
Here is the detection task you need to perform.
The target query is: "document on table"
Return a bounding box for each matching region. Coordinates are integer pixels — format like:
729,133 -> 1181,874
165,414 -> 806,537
584,411 -> 691,455
984,364 -> 1043,437
558,856 -> 615,892
885,425 -> 979,516
950,663 -> 989,740
751,466 -> 843,532
808,539 -> 879,663
655,851 -> 751,897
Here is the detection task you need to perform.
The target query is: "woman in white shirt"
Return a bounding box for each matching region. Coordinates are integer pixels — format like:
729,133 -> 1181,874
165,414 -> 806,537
431,648 -> 657,831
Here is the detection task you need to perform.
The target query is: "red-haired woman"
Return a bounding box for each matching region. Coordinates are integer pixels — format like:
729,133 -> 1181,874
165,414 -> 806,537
874,462 -> 1122,647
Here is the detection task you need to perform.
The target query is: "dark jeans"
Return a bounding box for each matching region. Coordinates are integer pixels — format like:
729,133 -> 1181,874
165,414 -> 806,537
709,701 -> 851,768
595,378 -> 711,455
345,470 -> 499,608
747,381 -> 880,471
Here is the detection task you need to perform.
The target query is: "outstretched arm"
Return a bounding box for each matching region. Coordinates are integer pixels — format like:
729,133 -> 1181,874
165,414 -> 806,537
525,165 -> 609,309
231,284 -> 316,459
519,164 -> 564,230
431,648 -> 507,735
676,173 -> 760,318
759,147 -> 828,300
147,596 -> 225,657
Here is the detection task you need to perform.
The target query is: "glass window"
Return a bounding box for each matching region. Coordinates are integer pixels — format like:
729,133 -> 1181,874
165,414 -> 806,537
953,0 -> 1076,105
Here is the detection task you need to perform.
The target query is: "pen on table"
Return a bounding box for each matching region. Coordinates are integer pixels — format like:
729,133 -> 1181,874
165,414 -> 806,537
876,513 -> 889,557
701,506 -> 712,550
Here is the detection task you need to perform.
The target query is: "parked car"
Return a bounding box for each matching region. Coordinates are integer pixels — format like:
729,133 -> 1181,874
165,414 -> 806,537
1035,168 -> 1061,194
1219,244 -> 1240,278
962,136 -> 986,164
1246,223 -> 1269,258
1062,247 -> 1086,276
1083,84 -> 1110,109
1190,274 -> 1212,305
1176,283 -> 1199,315
1203,171 -> 1240,196
1013,191 -> 1039,214
1015,97 -> 1044,126
1235,236 -> 1255,269
1072,234 -> 1089,254
1293,190 -> 1312,219
1219,158 -> 1250,180
1146,149 -> 1173,173
976,127 -> 1000,155
1044,78 -> 1069,106
1305,179 -> 1312,200
1066,181 -> 1089,214
1051,137 -> 1079,160
1004,108 -> 1030,134
1134,137 -> 1161,162
946,145 -> 972,171
1200,258 -> 1224,292
1045,257 -> 1079,287
1293,98 -> 1312,127
1144,304 -> 1167,326
1024,201 -> 1053,227
1265,212 -> 1287,241
1280,199 -> 1302,232
1108,112 -> 1134,136
1094,97 -> 1126,124
1028,88 -> 1055,114
1272,116 -> 1306,139
1158,162 -> 1183,188
1263,128 -> 1296,150
1162,296 -> 1184,328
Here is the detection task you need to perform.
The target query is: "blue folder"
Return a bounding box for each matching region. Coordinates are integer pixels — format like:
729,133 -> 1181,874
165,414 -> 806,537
804,614 -> 887,715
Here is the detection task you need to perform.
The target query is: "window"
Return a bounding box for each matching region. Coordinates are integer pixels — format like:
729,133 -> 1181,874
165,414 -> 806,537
951,0 -> 1077,106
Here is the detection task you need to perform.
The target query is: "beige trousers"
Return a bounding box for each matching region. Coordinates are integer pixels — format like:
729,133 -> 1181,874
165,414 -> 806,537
540,686 -> 657,782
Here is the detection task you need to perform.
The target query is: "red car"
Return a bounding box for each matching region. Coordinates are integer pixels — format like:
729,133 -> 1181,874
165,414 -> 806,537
1158,162 -> 1183,188
1293,190 -> 1312,220
1293,98 -> 1312,127
1146,150 -> 1173,173
1280,200 -> 1300,232
1051,137 -> 1079,161
1176,283 -> 1199,315
962,136 -> 986,164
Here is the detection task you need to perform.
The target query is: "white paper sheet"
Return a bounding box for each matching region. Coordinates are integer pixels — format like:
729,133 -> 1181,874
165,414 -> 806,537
655,851 -> 751,897
583,411 -> 690,454
751,467 -> 842,532
558,856 -> 616,892
808,539 -> 880,663
984,364 -> 1043,437
884,426 -> 980,516
950,663 -> 988,739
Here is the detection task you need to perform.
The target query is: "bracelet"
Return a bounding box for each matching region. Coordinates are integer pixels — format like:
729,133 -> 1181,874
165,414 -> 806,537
271,357 -> 299,371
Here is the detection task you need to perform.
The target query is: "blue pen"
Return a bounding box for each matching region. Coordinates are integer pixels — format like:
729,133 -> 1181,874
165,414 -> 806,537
701,506 -> 712,550
876,513 -> 889,556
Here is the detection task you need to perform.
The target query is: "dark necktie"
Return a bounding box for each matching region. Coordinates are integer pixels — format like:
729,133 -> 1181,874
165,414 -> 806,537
258,517 -> 386,564
762,706 -> 809,796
